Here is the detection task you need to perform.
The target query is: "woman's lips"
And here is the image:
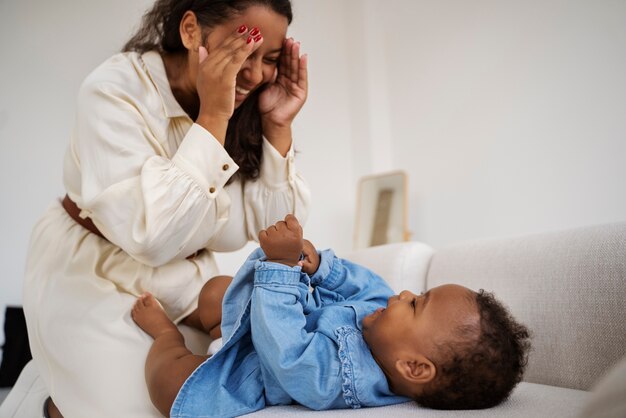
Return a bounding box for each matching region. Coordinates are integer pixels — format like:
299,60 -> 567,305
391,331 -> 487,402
235,85 -> 251,101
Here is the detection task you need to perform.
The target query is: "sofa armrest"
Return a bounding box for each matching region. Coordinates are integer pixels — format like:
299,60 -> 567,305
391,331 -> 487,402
340,242 -> 434,294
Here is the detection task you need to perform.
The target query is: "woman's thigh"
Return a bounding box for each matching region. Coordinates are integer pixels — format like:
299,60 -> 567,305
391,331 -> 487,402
22,204 -> 210,418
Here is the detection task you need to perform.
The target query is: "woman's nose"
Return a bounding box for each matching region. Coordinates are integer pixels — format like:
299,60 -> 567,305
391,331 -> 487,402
240,58 -> 264,87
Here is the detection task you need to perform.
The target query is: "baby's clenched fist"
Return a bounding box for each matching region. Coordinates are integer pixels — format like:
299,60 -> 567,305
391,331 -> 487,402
259,214 -> 303,266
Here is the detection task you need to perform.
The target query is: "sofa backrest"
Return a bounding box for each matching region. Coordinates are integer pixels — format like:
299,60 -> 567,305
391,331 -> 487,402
343,241 -> 434,296
425,222 -> 626,391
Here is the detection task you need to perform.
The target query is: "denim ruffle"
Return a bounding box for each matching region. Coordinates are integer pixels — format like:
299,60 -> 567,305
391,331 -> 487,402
335,326 -> 362,409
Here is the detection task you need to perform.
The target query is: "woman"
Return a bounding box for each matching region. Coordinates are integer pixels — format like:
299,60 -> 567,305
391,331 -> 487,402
16,0 -> 309,416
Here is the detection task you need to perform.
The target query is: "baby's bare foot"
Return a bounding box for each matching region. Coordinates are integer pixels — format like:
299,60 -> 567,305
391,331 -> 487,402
131,293 -> 178,339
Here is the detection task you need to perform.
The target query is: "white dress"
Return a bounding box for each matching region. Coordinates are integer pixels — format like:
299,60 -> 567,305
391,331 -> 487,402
20,51 -> 310,418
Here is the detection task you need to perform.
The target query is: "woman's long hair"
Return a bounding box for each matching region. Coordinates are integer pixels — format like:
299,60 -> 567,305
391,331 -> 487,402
123,0 -> 293,181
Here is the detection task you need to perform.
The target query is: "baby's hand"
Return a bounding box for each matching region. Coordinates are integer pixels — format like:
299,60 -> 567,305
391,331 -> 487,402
299,239 -> 320,275
259,214 -> 303,266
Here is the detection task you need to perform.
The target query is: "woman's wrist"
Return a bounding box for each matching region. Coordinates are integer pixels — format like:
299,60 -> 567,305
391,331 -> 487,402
196,113 -> 230,145
262,122 -> 292,157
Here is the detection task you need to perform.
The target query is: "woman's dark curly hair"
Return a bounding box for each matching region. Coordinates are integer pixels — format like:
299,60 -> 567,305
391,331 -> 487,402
415,289 -> 531,410
122,0 -> 293,181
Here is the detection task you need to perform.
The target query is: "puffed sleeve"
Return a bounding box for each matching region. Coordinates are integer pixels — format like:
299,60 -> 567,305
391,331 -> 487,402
69,76 -> 238,267
243,138 -> 311,240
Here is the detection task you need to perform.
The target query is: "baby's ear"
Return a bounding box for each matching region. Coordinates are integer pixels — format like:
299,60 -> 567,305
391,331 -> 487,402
395,355 -> 436,385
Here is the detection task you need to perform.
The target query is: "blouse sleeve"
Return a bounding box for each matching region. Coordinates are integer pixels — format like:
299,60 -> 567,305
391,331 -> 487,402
242,137 -> 311,241
69,77 -> 239,267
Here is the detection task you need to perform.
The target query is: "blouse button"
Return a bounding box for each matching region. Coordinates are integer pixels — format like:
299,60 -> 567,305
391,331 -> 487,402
209,187 -> 216,194
222,164 -> 229,171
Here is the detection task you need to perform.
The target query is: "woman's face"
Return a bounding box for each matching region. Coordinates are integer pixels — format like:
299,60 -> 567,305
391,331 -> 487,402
202,5 -> 289,108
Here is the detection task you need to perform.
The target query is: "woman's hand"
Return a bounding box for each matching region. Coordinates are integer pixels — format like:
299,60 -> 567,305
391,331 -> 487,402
259,38 -> 308,154
196,26 -> 263,143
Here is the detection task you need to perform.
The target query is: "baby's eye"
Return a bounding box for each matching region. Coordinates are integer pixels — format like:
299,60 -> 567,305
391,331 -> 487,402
411,299 -> 417,309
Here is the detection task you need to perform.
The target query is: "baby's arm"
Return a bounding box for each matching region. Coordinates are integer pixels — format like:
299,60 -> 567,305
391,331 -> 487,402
250,261 -> 345,410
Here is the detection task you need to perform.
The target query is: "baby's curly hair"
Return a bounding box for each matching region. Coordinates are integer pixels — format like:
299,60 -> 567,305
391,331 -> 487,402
415,289 -> 531,410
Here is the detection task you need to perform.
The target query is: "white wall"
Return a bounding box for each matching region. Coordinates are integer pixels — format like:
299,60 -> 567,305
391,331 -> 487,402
365,0 -> 626,247
2,0 -> 626,360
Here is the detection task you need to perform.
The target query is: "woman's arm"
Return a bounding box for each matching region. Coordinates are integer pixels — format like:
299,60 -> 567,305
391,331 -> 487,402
242,38 -> 311,237
71,69 -> 237,267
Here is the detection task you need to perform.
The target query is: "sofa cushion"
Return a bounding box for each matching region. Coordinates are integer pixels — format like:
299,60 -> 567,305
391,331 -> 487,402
425,222 -> 626,390
342,241 -> 434,295
579,355 -> 626,418
249,382 -> 589,417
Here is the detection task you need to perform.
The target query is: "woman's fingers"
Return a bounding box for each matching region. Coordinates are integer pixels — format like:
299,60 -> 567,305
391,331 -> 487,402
206,33 -> 255,73
298,53 -> 308,91
289,40 -> 300,83
279,38 -> 292,76
200,26 -> 262,75
198,46 -> 209,64
275,38 -> 307,92
210,24 -> 250,57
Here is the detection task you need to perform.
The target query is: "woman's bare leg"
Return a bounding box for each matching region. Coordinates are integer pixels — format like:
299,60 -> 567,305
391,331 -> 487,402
131,294 -> 208,417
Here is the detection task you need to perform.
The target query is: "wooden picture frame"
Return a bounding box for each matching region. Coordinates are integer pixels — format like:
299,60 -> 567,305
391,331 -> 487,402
354,171 -> 410,249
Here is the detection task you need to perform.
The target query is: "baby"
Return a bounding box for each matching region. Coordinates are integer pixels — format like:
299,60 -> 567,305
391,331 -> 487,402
132,215 -> 531,417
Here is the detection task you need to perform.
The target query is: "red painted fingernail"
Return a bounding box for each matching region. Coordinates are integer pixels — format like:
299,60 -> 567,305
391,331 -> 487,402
238,25 -> 247,33
247,36 -> 252,44
254,34 -> 262,42
250,27 -> 260,36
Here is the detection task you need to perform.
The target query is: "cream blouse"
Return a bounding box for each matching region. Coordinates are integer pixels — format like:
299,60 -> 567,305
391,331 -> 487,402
62,51 -> 310,267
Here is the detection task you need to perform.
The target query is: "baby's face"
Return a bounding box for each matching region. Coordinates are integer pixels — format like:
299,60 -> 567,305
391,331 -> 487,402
362,284 -> 479,370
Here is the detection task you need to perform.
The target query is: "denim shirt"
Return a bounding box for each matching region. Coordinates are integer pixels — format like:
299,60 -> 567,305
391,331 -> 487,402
170,248 -> 410,418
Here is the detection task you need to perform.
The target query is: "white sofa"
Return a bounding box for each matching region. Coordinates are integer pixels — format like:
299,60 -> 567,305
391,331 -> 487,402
2,223 -> 625,417
250,222 -> 626,417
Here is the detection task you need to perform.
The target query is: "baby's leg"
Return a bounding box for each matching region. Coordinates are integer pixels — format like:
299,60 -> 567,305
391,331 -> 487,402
181,275 -> 232,338
197,275 -> 232,339
131,294 -> 208,417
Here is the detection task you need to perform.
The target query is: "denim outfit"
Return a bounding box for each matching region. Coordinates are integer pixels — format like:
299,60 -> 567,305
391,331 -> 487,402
170,248 -> 410,418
